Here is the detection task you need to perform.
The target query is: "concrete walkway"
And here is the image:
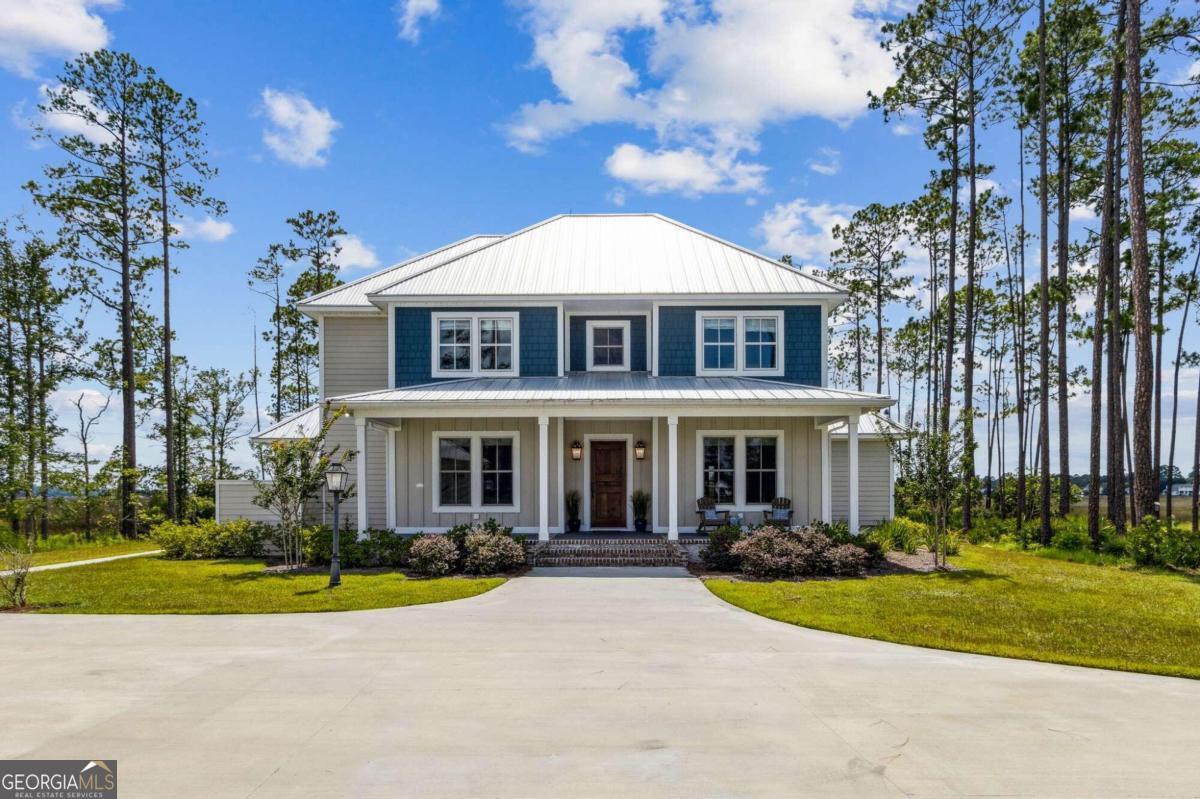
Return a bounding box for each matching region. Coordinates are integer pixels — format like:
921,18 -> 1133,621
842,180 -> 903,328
19,549 -> 163,574
3,567 -> 1199,798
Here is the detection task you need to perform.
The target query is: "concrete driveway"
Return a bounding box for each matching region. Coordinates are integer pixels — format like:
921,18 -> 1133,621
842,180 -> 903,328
4,567 -> 1199,798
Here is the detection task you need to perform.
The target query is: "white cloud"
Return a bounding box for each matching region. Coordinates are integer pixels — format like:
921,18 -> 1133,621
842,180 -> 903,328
177,215 -> 234,242
333,234 -> 379,271
607,187 -> 626,207
259,88 -> 340,168
755,198 -> 857,266
807,146 -> 841,176
12,82 -> 112,144
604,142 -> 766,196
395,0 -> 440,42
505,0 -> 894,196
0,0 -> 119,78
974,177 -> 1002,196
1069,204 -> 1098,222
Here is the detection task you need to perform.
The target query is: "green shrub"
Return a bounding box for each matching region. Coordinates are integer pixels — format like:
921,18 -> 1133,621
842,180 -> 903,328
1050,526 -> 1089,552
463,531 -> 526,574
1127,517 -> 1200,569
408,535 -> 460,576
730,527 -> 870,579
810,519 -> 851,544
700,524 -> 744,571
152,519 -> 269,560
865,518 -> 928,555
359,528 -> 414,567
301,526 -> 366,568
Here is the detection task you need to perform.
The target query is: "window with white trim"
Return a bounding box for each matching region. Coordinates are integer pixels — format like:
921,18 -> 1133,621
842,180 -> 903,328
586,320 -> 630,371
431,312 -> 519,377
480,437 -> 515,506
438,437 -> 472,507
695,311 -> 785,376
695,430 -> 785,509
432,431 -> 521,512
701,436 -> 736,504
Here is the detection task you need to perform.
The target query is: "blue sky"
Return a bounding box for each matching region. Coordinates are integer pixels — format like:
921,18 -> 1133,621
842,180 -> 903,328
0,0 -> 1196,477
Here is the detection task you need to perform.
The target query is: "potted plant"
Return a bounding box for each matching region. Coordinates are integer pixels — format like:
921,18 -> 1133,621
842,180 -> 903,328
565,490 -> 582,533
631,490 -> 651,533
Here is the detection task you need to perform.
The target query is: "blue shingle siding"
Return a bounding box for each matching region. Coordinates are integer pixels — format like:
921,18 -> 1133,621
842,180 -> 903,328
393,306 -> 558,386
568,315 -> 648,372
656,305 -> 823,385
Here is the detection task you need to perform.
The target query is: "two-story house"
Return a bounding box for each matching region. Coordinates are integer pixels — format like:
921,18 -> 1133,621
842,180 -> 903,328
216,214 -> 897,539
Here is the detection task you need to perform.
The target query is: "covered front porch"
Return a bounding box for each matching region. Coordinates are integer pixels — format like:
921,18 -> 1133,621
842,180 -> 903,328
335,373 -> 892,541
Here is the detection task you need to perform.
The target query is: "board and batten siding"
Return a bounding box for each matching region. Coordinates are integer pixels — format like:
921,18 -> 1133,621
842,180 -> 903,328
215,480 -> 323,525
655,415 -> 823,531
830,439 -> 892,526
390,417 -> 561,532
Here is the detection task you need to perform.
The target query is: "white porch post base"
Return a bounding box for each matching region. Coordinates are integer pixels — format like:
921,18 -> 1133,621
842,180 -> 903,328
354,416 -> 368,536
847,414 -> 859,535
667,415 -> 679,540
538,416 -> 549,541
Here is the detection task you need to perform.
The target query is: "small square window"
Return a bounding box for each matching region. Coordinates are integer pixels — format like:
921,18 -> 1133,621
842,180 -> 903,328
587,321 -> 630,371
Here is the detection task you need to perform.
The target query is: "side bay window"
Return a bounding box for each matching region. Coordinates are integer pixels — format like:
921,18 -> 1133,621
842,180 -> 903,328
697,431 -> 783,510
433,431 -> 520,512
432,312 -> 519,377
695,311 -> 784,377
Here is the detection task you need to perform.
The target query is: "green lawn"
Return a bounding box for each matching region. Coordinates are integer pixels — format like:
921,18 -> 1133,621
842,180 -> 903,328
705,545 -> 1200,679
20,556 -> 505,614
28,538 -> 160,567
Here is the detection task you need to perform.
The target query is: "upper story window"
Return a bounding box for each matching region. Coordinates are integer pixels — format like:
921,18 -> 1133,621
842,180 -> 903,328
432,312 -> 519,377
695,310 -> 784,377
586,320 -> 630,372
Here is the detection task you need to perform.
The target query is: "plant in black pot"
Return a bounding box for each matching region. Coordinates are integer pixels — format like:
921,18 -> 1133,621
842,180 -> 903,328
565,490 -> 582,533
631,490 -> 651,533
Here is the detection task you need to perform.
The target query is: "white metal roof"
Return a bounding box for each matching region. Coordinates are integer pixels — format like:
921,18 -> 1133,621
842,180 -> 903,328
828,412 -> 910,438
328,373 -> 891,408
365,214 -> 845,299
249,405 -> 322,443
298,234 -> 502,311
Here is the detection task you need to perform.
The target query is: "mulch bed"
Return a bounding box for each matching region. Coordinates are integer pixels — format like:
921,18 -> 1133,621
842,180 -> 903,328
689,548 -> 958,582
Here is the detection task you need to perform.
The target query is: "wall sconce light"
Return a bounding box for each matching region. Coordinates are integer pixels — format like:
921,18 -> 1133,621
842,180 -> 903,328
570,441 -> 583,461
634,440 -> 646,460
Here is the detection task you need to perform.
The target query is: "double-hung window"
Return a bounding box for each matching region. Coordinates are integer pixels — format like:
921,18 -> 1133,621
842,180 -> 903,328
431,312 -> 519,377
697,430 -> 784,509
586,320 -> 630,371
433,431 -> 520,512
696,311 -> 785,376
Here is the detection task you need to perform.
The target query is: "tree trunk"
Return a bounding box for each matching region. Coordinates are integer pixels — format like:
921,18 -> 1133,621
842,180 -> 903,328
1055,60 -> 1071,518
1165,252 -> 1198,522
963,72 -> 978,532
1107,7 -> 1127,532
1016,125 -> 1028,530
119,126 -> 138,539
943,118 -> 961,437
1124,0 -> 1155,523
1037,0 -> 1053,545
1153,229 -> 1166,509
160,144 -> 177,522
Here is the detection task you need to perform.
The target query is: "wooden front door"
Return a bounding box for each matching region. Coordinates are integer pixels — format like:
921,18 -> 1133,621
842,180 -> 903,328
590,441 -> 627,528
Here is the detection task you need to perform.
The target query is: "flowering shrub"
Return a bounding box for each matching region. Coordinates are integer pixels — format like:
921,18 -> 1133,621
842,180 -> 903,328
463,530 -> 526,574
730,526 -> 870,578
408,535 -> 460,577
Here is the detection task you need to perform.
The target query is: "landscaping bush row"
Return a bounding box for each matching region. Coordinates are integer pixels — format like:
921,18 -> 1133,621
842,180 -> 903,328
153,518 -> 527,576
152,519 -> 271,559
701,523 -> 878,579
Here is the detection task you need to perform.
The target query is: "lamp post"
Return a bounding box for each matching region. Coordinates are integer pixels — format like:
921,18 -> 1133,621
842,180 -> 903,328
324,462 -> 348,588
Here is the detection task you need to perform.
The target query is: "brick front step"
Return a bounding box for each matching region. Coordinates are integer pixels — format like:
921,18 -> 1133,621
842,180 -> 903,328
530,540 -> 687,567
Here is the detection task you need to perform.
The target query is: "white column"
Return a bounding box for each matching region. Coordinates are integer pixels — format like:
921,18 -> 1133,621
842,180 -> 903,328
847,414 -> 860,535
385,426 -> 397,530
667,415 -> 679,540
556,417 -> 564,534
651,416 -> 659,532
820,425 -> 832,524
538,416 -> 550,541
355,416 -> 368,534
